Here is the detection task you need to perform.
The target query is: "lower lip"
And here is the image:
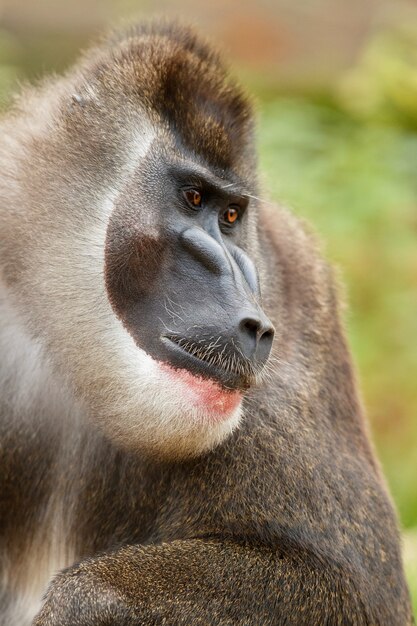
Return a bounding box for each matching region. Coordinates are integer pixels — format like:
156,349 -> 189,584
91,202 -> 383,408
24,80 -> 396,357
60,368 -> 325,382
160,363 -> 242,416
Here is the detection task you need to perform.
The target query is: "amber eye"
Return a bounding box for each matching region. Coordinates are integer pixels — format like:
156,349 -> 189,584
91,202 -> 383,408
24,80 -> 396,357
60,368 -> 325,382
223,205 -> 240,225
184,189 -> 202,208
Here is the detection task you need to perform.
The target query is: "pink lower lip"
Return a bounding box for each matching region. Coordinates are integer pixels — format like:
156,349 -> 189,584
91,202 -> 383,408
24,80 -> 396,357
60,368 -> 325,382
160,363 -> 242,415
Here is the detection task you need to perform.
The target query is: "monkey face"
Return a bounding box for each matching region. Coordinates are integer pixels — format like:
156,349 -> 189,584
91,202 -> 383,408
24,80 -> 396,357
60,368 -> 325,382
105,150 -> 274,385
102,145 -> 274,454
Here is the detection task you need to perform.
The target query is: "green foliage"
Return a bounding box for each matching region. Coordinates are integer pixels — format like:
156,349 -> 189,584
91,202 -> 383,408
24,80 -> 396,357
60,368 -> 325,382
338,23 -> 417,129
0,30 -> 21,108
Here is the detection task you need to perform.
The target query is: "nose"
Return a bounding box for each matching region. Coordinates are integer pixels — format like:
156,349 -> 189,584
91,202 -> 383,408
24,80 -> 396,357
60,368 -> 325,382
179,226 -> 275,363
238,313 -> 275,362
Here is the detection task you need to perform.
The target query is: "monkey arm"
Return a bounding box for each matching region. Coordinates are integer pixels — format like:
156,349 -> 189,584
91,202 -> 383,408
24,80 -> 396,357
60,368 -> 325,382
32,538 -> 377,626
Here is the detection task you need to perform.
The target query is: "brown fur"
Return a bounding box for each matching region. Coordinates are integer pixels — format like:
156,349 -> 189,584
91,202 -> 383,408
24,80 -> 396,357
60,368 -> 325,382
0,19 -> 412,626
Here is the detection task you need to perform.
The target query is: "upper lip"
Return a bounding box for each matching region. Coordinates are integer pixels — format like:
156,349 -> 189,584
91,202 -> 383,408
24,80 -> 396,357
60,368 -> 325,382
161,335 -> 254,391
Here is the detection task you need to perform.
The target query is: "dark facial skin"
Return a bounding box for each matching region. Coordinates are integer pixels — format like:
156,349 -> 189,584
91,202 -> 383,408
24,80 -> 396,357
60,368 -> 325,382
105,150 -> 274,390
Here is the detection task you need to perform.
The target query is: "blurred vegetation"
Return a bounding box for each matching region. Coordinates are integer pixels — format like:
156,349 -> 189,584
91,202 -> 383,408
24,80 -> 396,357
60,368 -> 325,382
0,12 -> 416,613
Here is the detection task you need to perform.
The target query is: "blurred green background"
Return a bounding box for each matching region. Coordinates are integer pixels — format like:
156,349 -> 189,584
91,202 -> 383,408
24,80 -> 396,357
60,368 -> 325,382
0,0 -> 415,612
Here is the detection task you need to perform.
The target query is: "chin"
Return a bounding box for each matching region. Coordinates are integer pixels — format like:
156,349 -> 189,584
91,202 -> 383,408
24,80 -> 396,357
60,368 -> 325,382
90,343 -> 244,460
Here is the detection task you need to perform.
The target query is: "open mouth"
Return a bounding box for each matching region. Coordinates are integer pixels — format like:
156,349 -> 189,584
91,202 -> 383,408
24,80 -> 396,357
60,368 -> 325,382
161,334 -> 255,391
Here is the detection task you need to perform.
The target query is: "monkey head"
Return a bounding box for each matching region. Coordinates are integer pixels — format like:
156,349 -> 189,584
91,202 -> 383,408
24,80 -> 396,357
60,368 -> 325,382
104,144 -> 275,430
0,23 -> 275,458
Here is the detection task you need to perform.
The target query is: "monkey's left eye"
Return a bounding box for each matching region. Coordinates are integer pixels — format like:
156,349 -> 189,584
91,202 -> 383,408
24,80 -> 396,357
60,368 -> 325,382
183,189 -> 202,208
221,205 -> 240,226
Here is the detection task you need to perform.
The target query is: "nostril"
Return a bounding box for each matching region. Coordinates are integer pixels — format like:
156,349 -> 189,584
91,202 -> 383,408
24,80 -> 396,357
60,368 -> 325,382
240,317 -> 262,338
237,314 -> 275,362
239,317 -> 275,343
260,327 -> 274,343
